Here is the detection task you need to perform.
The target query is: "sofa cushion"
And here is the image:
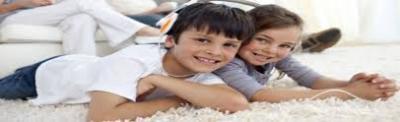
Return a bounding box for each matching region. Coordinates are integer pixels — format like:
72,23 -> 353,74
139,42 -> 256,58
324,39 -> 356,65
0,43 -> 116,77
0,24 -> 165,44
106,0 -> 157,15
0,24 -> 108,43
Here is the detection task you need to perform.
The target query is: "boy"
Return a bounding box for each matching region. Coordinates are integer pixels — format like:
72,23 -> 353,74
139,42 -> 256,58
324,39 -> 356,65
0,3 -> 255,121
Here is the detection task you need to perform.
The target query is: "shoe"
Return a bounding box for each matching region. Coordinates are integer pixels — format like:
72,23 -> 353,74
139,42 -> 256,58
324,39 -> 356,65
301,28 -> 341,52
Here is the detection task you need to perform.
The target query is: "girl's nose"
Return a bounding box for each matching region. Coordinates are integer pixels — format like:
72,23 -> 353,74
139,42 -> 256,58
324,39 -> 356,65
262,44 -> 278,54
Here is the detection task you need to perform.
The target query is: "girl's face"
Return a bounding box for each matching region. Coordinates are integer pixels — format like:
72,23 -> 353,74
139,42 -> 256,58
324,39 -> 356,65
238,26 -> 301,66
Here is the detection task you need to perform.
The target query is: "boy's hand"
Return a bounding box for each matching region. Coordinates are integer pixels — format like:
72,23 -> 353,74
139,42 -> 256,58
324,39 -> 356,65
15,0 -> 53,8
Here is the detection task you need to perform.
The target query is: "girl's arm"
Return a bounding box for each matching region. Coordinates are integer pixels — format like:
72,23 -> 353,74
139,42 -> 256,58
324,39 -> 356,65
251,78 -> 383,102
252,73 -> 398,102
310,76 -> 348,89
251,88 -> 352,102
311,73 -> 398,99
310,72 -> 377,89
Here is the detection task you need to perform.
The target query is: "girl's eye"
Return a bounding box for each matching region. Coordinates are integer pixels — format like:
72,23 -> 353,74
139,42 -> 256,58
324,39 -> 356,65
280,44 -> 294,49
255,37 -> 268,43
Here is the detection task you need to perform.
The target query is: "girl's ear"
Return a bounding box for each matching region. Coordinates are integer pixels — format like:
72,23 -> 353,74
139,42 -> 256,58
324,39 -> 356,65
290,42 -> 301,52
164,35 -> 176,48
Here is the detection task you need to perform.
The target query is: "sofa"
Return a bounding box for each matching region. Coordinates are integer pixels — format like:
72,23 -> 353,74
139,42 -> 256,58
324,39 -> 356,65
1,24 -> 167,77
0,0 -> 184,77
0,0 -> 259,77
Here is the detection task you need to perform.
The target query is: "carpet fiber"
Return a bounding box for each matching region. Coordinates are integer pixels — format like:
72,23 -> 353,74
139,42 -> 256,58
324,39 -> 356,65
1,44 -> 399,122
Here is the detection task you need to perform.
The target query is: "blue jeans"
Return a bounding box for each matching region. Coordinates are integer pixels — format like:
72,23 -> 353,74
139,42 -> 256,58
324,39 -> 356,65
0,56 -> 60,100
128,14 -> 164,27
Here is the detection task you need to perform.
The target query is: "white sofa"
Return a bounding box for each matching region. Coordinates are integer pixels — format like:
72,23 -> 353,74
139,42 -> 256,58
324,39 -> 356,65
0,0 -> 168,77
0,24 -> 163,77
0,0 -> 259,77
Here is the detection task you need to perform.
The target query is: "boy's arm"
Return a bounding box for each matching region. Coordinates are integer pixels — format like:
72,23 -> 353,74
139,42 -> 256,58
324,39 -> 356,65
87,91 -> 186,122
143,75 -> 249,112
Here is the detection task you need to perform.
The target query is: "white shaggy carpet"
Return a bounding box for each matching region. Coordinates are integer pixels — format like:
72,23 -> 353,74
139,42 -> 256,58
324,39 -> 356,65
1,44 -> 400,122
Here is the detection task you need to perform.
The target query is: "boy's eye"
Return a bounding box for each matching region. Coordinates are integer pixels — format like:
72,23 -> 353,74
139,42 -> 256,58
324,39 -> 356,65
195,38 -> 210,43
223,43 -> 239,49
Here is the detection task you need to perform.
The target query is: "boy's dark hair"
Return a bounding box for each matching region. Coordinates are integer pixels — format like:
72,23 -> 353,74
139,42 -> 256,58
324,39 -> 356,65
248,4 -> 304,32
166,3 -> 255,43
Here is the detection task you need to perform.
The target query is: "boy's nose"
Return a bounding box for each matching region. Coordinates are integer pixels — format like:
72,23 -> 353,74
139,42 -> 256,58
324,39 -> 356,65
205,45 -> 222,55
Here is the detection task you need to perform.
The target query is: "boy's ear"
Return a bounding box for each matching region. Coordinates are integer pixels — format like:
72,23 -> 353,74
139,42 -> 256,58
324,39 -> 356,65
164,35 -> 176,48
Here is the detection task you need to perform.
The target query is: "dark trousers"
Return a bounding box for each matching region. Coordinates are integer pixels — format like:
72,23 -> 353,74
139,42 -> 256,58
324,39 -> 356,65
0,56 -> 61,100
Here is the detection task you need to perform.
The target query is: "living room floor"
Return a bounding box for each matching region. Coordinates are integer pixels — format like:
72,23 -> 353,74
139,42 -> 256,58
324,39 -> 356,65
1,43 -> 399,122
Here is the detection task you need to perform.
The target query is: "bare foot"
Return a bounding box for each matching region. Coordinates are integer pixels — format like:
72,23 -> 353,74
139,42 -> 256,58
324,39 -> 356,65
135,26 -> 161,36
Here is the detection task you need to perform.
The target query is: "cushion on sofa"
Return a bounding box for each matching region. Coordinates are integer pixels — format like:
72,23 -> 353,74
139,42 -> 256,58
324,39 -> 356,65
106,0 -> 157,15
0,24 -> 165,44
0,24 -> 108,43
0,43 -> 116,77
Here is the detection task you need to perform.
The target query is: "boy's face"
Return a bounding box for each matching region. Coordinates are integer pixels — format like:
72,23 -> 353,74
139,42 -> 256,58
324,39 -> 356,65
238,26 -> 301,66
165,28 -> 242,73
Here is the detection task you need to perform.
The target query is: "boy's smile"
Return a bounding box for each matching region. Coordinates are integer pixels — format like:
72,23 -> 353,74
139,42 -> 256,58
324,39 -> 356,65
163,28 -> 242,76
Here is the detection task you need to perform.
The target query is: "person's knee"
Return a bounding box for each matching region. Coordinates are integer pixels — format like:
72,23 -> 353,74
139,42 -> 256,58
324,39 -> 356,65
60,14 -> 96,30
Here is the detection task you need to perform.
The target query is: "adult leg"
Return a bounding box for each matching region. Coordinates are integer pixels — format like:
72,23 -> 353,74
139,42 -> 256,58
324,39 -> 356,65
77,0 -> 148,47
1,0 -> 82,26
300,28 -> 342,52
59,14 -> 97,55
128,14 -> 164,27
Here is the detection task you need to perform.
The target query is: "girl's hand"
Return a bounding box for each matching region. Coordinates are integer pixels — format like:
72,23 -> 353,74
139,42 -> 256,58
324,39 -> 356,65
348,73 -> 398,100
350,73 -> 399,100
349,72 -> 375,83
370,76 -> 399,100
343,79 -> 383,100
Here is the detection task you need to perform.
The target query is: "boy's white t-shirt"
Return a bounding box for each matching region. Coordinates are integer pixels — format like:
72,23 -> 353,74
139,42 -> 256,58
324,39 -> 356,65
31,45 -> 224,105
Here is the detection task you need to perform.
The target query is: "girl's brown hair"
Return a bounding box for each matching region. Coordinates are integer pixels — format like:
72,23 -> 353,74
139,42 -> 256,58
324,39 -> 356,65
248,4 -> 304,32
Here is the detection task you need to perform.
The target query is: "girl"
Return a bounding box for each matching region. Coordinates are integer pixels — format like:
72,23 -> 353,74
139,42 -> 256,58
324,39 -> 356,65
214,5 -> 398,102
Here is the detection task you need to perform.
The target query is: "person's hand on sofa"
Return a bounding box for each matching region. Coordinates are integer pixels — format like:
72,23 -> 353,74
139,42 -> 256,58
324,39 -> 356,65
15,0 -> 53,8
0,0 -> 51,14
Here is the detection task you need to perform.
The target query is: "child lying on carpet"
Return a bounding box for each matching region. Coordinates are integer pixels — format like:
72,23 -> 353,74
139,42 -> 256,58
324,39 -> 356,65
0,3 -> 255,121
214,4 -> 399,102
